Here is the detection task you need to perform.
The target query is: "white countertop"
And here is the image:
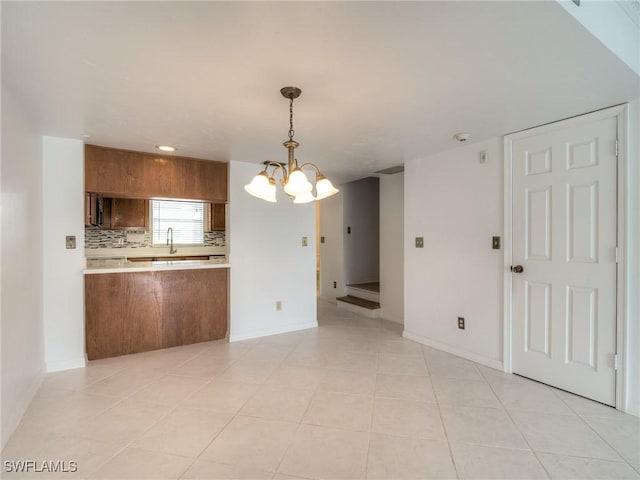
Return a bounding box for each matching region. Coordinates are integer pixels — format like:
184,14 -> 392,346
84,256 -> 230,274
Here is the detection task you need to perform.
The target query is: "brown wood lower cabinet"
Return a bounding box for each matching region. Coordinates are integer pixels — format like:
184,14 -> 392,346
85,268 -> 228,360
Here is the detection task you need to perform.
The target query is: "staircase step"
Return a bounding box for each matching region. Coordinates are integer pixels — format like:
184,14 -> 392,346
346,284 -> 380,303
347,282 -> 380,293
336,295 -> 380,310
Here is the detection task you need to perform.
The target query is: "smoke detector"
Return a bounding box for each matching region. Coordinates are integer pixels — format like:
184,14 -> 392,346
454,132 -> 471,142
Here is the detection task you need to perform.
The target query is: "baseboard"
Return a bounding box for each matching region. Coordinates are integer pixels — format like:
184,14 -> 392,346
318,296 -> 338,305
624,399 -> 640,417
1,365 -> 46,449
46,357 -> 86,373
403,330 -> 503,371
380,313 -> 403,325
229,321 -> 318,342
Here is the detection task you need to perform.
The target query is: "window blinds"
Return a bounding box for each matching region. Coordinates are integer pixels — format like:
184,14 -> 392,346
151,200 -> 204,246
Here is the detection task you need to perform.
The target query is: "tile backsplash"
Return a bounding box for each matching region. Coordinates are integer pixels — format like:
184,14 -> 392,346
85,228 -> 226,249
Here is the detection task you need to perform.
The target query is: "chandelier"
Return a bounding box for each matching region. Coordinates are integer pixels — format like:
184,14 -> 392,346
244,86 -> 339,203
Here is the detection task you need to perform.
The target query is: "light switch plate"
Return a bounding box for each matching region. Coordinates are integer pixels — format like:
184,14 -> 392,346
415,237 -> 424,248
321,236 -> 325,243
302,236 -> 308,247
492,236 -> 501,249
66,236 -> 76,249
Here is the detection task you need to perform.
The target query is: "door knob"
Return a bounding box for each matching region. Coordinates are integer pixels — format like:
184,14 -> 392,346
511,265 -> 524,273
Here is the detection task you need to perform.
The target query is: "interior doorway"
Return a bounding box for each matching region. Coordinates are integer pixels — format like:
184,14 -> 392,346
505,106 -> 625,406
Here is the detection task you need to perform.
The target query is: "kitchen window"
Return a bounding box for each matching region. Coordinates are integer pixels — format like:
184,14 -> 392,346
151,199 -> 205,246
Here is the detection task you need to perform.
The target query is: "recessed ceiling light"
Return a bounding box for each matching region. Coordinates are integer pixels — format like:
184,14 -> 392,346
156,145 -> 177,152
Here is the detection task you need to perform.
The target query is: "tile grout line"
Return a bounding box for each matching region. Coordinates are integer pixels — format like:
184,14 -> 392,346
265,335 -> 318,479
363,334 -> 382,480
549,388 -> 636,468
84,341 -> 253,478
424,348 -> 462,480
484,379 -> 553,479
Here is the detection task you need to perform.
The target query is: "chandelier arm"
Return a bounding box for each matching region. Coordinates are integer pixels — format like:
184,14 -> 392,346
298,162 -> 321,175
264,162 -> 288,181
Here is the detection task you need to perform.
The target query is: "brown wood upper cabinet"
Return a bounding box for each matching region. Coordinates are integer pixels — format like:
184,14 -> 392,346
85,195 -> 148,230
209,203 -> 226,232
110,198 -> 149,230
85,145 -> 228,202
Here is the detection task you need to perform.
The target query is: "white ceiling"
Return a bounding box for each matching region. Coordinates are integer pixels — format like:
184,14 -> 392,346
2,1 -> 639,184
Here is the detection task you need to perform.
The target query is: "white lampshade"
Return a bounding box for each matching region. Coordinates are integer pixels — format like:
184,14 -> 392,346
262,178 -> 277,203
284,168 -> 312,196
315,175 -> 339,200
293,191 -> 316,204
244,172 -> 271,199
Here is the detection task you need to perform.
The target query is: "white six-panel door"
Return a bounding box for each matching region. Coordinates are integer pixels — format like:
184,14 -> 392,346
511,114 -> 618,405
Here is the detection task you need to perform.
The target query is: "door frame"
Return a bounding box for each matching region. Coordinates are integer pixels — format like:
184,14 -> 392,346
503,104 -> 629,411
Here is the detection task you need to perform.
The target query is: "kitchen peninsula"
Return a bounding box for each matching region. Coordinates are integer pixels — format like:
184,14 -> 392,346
83,145 -> 230,360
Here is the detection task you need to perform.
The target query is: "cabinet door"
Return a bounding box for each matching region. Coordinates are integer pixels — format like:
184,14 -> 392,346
102,198 -> 112,229
161,269 -> 228,347
85,147 -> 148,197
85,273 -> 163,360
211,203 -> 226,231
110,198 -> 149,230
85,194 -> 94,226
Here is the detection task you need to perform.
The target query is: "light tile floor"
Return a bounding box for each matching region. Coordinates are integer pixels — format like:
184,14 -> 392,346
2,300 -> 639,479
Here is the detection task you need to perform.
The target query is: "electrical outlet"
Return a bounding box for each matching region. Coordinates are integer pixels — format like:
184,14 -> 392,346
276,301 -> 282,311
65,236 -> 76,249
347,226 -> 351,234
321,236 -> 325,243
333,281 -> 337,288
415,237 -> 424,248
302,236 -> 308,247
458,317 -> 465,330
492,236 -> 501,249
479,150 -> 488,164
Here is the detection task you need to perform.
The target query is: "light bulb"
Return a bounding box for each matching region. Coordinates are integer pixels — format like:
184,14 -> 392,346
315,175 -> 339,200
155,145 -> 176,152
284,168 -> 312,196
294,191 -> 316,204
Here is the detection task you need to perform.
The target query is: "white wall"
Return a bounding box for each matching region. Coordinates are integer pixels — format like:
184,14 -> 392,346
625,99 -> 640,416
1,85 -> 46,448
343,177 -> 380,285
319,192 -> 345,301
404,138 -> 504,368
556,0 -> 640,76
42,137 -> 85,372
228,161 -> 317,340
379,173 -> 404,324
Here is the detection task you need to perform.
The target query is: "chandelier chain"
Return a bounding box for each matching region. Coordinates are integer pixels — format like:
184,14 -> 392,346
288,97 -> 295,140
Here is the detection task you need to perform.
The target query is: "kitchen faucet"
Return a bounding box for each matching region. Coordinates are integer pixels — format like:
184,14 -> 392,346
167,227 -> 177,254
